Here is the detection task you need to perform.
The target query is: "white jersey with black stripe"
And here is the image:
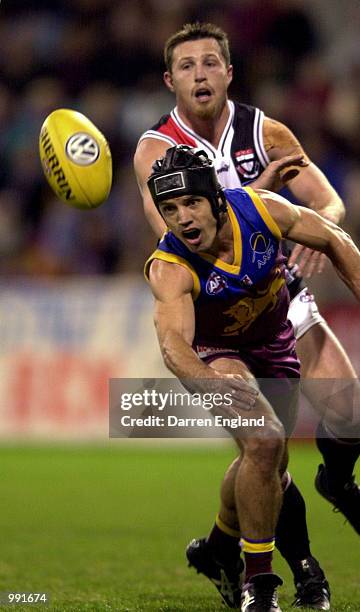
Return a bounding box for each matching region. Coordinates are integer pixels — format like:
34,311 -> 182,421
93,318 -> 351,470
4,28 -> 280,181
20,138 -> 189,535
138,101 -> 270,190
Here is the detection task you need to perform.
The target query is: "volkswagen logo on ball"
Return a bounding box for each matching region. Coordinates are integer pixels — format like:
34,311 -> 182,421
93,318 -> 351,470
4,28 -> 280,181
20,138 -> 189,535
65,132 -> 100,166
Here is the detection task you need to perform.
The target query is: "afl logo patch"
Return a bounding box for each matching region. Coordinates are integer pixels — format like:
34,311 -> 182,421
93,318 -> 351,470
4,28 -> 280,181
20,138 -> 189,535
206,271 -> 228,295
65,132 -> 100,166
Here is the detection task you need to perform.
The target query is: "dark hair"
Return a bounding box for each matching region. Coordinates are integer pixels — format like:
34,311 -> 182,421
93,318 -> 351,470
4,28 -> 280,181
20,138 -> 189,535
164,22 -> 231,72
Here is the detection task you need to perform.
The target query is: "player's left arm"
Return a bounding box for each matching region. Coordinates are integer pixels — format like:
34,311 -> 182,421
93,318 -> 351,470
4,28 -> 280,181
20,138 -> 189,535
259,190 -> 360,301
263,117 -> 346,276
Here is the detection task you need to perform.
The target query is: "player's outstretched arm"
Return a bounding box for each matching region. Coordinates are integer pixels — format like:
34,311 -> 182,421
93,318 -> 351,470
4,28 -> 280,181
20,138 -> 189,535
259,190 -> 360,301
149,259 -> 199,377
134,138 -> 169,238
148,259 -> 258,408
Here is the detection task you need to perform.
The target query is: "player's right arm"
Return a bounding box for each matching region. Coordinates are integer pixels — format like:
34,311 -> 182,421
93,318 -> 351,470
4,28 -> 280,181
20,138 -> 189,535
148,259 -> 258,406
134,138 -> 169,238
149,259 -> 208,378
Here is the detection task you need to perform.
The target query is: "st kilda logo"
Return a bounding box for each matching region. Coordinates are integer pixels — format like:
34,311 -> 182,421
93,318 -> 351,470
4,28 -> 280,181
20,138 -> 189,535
235,148 -> 260,180
66,132 -> 100,166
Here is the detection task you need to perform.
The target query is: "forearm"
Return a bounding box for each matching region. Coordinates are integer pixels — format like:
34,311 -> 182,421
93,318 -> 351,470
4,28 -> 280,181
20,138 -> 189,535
159,327 -> 235,397
159,329 -> 260,410
311,196 -> 345,225
289,164 -> 345,224
160,329 -> 214,384
326,231 -> 360,300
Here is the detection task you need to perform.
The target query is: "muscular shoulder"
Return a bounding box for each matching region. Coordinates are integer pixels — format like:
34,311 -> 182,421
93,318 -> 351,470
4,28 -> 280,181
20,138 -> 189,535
255,189 -> 300,236
133,138 -> 170,189
263,117 -> 310,163
148,259 -> 194,301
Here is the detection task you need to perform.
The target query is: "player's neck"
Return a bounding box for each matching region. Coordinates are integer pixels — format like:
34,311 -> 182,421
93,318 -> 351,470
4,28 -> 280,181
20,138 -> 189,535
177,102 -> 230,148
202,215 -> 234,262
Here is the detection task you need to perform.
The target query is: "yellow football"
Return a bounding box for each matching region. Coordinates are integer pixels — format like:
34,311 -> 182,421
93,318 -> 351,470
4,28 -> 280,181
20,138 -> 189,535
39,108 -> 112,209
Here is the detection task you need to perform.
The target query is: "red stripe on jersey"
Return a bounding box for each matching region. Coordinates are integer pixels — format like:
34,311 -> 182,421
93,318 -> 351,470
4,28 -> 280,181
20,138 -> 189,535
158,116 -> 197,147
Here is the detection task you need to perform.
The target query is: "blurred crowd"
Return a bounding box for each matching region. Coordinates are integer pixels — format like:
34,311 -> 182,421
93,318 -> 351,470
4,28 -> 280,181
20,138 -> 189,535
0,0 -> 360,276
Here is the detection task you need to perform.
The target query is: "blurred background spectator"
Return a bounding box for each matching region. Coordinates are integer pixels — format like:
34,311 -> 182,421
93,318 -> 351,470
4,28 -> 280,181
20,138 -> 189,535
0,0 -> 359,279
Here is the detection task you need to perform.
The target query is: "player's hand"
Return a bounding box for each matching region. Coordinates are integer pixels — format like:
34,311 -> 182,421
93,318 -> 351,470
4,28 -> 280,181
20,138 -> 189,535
251,154 -> 308,193
220,373 -> 259,413
288,244 -> 328,278
181,372 -> 259,413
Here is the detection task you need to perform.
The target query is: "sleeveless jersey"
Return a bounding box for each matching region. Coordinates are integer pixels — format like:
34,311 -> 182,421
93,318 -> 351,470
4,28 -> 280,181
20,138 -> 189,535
139,100 -> 304,297
145,187 -> 290,349
138,101 -> 268,188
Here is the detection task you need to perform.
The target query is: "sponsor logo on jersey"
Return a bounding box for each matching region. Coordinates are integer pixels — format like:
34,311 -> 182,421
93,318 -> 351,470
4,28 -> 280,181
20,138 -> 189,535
235,148 -> 261,180
206,271 -> 228,295
196,345 -> 238,359
217,161 -> 230,174
240,274 -> 253,287
249,231 -> 274,268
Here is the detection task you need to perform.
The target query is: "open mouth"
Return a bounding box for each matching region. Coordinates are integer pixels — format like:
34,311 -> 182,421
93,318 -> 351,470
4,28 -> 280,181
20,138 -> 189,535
182,228 -> 201,244
195,88 -> 212,102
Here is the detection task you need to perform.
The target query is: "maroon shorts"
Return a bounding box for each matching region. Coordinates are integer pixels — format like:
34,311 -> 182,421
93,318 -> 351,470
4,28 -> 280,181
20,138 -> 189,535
194,320 -> 300,435
194,320 -> 300,379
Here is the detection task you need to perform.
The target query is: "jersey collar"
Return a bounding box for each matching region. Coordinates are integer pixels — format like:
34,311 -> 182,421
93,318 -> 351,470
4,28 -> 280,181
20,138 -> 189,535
172,101 -> 235,158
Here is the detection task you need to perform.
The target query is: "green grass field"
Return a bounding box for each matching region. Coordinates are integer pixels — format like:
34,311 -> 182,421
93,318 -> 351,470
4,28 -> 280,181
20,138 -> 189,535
0,442 -> 358,611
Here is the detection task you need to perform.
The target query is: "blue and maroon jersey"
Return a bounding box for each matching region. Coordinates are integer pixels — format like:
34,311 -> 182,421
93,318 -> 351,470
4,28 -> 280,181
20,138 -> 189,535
139,100 -> 305,299
145,187 -> 290,350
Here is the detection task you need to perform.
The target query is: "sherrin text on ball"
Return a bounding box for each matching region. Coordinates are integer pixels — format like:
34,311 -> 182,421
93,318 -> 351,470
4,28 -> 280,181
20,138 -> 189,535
39,108 -> 112,209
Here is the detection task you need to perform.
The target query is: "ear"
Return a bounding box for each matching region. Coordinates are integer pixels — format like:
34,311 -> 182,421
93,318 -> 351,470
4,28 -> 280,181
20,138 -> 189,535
217,190 -> 228,214
227,64 -> 233,86
164,71 -> 175,93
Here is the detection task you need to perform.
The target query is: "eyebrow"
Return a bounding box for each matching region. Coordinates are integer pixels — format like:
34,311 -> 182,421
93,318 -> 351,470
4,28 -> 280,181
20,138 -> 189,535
177,53 -> 220,63
159,199 -> 178,209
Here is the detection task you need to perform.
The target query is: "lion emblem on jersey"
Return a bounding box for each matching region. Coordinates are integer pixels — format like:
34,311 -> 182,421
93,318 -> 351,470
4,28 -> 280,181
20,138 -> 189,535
223,276 -> 285,334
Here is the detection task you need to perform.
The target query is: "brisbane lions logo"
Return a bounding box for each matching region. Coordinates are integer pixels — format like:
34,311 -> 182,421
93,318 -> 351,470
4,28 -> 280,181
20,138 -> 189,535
206,271 -> 228,295
223,276 -> 285,334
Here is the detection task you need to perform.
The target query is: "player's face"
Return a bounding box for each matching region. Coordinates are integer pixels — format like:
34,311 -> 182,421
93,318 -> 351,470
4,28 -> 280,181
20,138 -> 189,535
164,38 -> 233,120
158,195 -> 217,252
